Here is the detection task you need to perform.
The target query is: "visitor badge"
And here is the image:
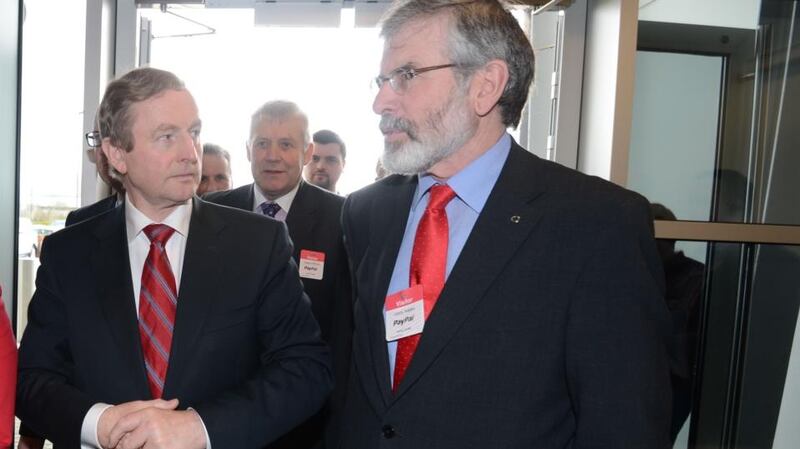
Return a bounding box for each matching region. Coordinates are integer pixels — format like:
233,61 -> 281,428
385,285 -> 425,341
299,249 -> 325,280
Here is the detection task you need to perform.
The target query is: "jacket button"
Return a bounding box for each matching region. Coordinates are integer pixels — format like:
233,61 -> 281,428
381,424 -> 396,439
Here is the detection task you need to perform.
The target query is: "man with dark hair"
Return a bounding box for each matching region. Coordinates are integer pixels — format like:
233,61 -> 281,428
197,143 -> 232,195
205,101 -> 352,449
337,1 -> 672,448
303,129 -> 346,192
16,68 -> 331,449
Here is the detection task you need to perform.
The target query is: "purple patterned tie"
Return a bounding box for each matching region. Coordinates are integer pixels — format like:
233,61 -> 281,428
260,202 -> 282,218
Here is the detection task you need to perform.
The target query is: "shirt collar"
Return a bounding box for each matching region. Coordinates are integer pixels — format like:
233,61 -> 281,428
125,194 -> 193,244
413,133 -> 511,213
253,180 -> 302,213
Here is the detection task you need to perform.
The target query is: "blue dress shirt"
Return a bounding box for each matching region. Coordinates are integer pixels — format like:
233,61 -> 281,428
384,133 -> 512,384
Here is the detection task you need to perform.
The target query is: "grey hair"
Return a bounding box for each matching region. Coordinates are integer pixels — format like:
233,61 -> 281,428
202,143 -> 231,164
250,100 -> 310,147
380,0 -> 535,128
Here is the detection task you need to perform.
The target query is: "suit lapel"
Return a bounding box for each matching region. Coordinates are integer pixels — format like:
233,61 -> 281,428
236,184 -> 256,211
91,204 -> 151,398
285,182 -> 317,257
162,198 -> 225,397
392,144 -> 549,398
354,176 -> 417,407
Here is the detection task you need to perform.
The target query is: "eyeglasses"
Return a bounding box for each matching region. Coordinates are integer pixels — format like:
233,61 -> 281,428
373,64 -> 456,94
85,131 -> 101,148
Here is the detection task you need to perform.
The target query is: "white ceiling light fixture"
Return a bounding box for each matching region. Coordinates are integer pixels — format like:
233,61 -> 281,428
353,0 -> 391,28
254,0 -> 344,27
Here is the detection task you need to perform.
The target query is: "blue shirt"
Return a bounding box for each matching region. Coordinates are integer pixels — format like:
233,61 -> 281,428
384,133 -> 512,384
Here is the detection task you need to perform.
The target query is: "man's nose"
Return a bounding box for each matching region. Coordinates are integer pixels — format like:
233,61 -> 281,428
181,132 -> 200,162
373,82 -> 399,116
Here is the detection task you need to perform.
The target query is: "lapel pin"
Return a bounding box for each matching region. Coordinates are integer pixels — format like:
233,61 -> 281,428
510,215 -> 521,223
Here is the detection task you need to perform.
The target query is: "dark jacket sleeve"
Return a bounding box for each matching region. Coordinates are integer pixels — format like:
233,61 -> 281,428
566,194 -> 672,449
191,222 -> 334,447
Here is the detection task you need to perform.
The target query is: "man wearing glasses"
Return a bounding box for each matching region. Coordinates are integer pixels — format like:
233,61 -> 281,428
60,127 -> 126,227
337,1 -> 672,448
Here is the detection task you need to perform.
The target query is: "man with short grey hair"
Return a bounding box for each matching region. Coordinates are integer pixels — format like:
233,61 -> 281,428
205,100 -> 352,449
337,1 -> 672,448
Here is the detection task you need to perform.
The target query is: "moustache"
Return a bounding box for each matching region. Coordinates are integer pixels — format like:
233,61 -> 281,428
379,115 -> 416,139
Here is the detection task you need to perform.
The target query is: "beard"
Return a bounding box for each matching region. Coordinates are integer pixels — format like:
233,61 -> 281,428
379,90 -> 477,175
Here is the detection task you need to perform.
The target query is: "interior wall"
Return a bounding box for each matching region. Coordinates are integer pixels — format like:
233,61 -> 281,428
627,50 -> 723,262
638,0 -> 761,30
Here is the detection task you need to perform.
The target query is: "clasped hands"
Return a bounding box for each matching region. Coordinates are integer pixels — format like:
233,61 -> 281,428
97,399 -> 207,449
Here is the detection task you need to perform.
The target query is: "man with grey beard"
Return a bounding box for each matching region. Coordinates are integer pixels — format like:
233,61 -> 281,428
336,1 -> 673,448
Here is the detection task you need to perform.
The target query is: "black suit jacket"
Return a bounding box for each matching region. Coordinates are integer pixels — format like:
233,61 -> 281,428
205,182 -> 352,448
338,143 -> 672,449
17,194 -> 122,442
65,195 -> 118,226
17,198 -> 332,449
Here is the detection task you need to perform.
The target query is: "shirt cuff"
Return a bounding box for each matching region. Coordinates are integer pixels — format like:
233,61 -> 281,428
81,403 -> 111,449
188,407 -> 212,449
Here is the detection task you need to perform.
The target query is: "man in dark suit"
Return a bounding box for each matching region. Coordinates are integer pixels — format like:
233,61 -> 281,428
336,1 -> 673,448
18,118 -> 125,449
204,101 -> 351,449
16,68 -> 331,449
64,124 -> 124,227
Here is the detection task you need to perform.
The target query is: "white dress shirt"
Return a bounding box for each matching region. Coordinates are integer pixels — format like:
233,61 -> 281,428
252,181 -> 300,221
80,196 -> 208,448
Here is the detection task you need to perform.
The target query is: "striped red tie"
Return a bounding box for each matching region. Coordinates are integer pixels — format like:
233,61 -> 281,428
393,184 -> 456,392
139,224 -> 177,399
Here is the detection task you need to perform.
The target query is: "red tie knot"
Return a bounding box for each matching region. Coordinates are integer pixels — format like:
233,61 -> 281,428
143,224 -> 176,247
427,184 -> 456,211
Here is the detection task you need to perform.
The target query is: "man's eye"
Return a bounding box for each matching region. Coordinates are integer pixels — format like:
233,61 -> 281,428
401,71 -> 415,80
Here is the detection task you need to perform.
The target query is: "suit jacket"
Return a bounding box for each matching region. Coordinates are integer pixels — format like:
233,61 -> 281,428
65,194 -> 118,226
205,182 -> 352,449
338,142 -> 672,449
16,198 -> 332,449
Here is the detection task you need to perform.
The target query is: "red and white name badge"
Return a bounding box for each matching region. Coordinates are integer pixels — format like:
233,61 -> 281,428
385,284 -> 425,341
299,249 -> 325,280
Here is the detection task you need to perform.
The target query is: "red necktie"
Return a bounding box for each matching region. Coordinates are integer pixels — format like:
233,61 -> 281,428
393,184 -> 456,392
139,224 -> 178,398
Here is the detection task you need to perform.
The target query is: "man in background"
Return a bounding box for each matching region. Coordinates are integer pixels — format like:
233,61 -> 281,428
197,143 -> 232,195
205,101 -> 351,449
64,118 -> 126,226
337,1 -> 672,448
17,68 -> 331,449
303,129 -> 346,193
